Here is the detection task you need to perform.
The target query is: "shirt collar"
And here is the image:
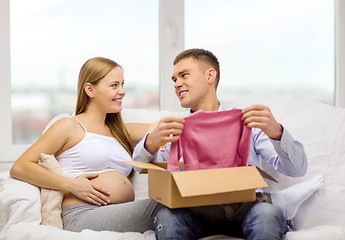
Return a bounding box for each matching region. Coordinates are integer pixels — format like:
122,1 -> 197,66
218,101 -> 227,112
190,101 -> 224,113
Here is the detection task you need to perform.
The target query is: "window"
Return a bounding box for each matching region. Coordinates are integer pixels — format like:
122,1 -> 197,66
1,0 -> 344,165
10,0 -> 159,144
185,0 -> 335,104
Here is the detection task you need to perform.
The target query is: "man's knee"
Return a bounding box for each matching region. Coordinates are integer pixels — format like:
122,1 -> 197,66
154,207 -> 189,239
243,203 -> 287,240
155,207 -> 185,223
249,202 -> 284,220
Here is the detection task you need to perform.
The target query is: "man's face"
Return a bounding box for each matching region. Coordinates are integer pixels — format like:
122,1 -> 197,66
171,58 -> 209,110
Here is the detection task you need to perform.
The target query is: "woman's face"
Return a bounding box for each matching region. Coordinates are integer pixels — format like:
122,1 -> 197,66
90,66 -> 125,113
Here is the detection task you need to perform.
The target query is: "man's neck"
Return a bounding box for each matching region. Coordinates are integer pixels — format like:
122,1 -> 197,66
190,100 -> 220,113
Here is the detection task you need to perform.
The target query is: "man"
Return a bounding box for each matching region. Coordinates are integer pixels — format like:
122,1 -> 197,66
133,48 -> 308,240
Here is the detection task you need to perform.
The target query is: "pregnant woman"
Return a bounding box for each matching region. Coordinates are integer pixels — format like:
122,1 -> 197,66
10,57 -> 161,233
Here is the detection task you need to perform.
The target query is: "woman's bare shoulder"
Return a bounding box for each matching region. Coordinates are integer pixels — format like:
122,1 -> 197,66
44,117 -> 80,136
39,117 -> 84,156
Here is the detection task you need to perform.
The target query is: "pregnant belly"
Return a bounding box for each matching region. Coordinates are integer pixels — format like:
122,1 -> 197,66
62,171 -> 135,208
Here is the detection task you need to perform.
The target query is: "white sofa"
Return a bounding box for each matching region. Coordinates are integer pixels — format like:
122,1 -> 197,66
1,92 -> 345,240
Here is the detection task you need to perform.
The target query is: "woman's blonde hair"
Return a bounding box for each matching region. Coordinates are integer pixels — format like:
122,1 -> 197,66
75,57 -> 133,156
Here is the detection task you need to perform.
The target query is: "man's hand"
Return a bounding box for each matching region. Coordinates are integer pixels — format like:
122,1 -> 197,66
145,116 -> 185,153
241,104 -> 283,140
69,173 -> 111,206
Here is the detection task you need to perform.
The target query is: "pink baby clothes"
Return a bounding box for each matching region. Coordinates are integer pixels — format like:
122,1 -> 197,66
168,109 -> 252,172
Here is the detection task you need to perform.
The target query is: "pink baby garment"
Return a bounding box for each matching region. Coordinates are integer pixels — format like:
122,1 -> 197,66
168,109 -> 252,172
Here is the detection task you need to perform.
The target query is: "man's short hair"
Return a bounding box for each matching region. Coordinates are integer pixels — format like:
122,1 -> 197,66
173,48 -> 220,88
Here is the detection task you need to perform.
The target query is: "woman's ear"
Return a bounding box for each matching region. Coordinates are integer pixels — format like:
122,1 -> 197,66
84,83 -> 94,98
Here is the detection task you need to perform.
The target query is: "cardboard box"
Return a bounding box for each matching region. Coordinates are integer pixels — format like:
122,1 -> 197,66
124,161 -> 276,209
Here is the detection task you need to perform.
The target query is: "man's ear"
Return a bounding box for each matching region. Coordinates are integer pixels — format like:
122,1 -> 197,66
84,83 -> 94,98
206,68 -> 217,85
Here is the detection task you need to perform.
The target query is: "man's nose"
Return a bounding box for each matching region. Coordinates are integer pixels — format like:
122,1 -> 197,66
174,79 -> 183,89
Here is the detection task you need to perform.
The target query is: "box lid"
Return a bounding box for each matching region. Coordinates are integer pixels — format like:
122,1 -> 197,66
123,161 -> 184,172
171,166 -> 268,197
123,161 -> 166,171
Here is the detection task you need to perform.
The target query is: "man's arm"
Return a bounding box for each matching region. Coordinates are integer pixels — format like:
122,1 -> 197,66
144,116 -> 185,153
241,104 -> 283,140
132,116 -> 184,163
252,127 -> 307,177
242,104 -> 307,177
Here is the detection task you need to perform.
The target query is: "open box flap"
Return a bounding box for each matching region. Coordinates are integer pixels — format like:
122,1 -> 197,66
123,161 -> 185,173
151,162 -> 185,170
256,167 -> 278,183
122,161 -> 166,171
171,166 -> 268,197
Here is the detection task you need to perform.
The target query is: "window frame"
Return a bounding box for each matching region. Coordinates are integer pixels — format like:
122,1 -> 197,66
335,0 -> 345,106
0,0 -> 344,166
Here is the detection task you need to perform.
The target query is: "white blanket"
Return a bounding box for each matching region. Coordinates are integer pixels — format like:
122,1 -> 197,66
0,171 -> 155,240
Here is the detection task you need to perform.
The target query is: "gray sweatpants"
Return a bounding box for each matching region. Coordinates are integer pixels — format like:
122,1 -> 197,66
62,199 -> 162,233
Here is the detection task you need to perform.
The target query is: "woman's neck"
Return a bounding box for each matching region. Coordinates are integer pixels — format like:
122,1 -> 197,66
76,108 -> 109,134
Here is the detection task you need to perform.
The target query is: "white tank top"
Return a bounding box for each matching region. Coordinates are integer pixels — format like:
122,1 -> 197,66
56,118 -> 133,178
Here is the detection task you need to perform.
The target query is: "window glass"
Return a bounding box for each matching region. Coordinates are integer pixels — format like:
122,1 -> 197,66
185,0 -> 334,104
10,0 -> 159,144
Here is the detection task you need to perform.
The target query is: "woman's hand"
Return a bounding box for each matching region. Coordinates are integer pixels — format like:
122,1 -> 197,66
241,104 -> 283,140
69,173 -> 111,206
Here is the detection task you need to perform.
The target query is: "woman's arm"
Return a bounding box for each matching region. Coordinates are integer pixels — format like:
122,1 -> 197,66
125,122 -> 157,147
10,118 -> 110,206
